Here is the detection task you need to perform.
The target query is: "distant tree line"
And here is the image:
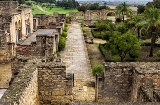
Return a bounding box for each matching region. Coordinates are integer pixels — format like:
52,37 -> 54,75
137,0 -> 160,14
77,3 -> 110,12
56,0 -> 79,9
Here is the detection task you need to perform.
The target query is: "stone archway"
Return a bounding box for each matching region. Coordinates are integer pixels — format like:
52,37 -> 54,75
105,11 -> 116,22
90,11 -> 100,20
15,20 -> 22,42
76,12 -> 85,20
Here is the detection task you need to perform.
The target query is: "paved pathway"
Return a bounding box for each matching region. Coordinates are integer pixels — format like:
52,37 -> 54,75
61,22 -> 95,102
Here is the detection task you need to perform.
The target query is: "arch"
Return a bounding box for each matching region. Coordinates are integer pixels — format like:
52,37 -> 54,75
105,10 -> 116,22
90,11 -> 100,20
75,12 -> 84,20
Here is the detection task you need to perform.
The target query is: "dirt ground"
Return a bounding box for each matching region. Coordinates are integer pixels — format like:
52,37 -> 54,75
85,27 -> 106,67
139,46 -> 160,62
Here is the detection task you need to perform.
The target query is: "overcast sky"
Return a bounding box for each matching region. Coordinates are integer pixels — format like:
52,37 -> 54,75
78,0 -> 153,1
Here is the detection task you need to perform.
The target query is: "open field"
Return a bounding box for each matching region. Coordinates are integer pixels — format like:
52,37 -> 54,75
32,5 -> 78,15
107,5 -> 137,11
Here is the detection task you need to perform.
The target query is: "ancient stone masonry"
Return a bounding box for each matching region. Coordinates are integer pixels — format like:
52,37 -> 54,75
69,9 -> 116,25
0,1 -> 33,62
0,56 -> 73,105
99,62 -> 160,103
38,62 -> 73,105
33,13 -> 66,32
0,58 -> 39,105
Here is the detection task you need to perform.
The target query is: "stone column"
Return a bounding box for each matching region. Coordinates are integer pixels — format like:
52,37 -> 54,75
29,12 -> 33,33
21,10 -> 26,40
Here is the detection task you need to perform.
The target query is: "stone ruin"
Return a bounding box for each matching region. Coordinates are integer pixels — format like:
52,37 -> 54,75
98,62 -> 160,103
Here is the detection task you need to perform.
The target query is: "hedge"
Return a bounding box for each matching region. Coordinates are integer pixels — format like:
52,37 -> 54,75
141,42 -> 160,47
58,37 -> 66,50
98,44 -> 112,62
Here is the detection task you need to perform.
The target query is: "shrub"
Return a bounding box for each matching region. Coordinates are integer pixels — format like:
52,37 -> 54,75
58,37 -> 66,50
92,64 -> 103,76
141,36 -> 147,40
61,32 -> 67,38
65,24 -> 68,27
91,29 -> 96,37
66,17 -> 71,24
63,27 -> 68,32
83,33 -> 87,37
82,27 -> 86,33
156,50 -> 160,57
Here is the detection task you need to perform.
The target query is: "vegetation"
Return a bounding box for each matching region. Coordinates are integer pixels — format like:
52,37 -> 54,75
156,50 -> 160,58
81,23 -> 87,37
92,64 -> 103,76
58,37 -> 66,50
77,3 -> 110,12
116,2 -> 132,22
107,32 -> 141,61
56,0 -> 79,9
139,7 -> 160,56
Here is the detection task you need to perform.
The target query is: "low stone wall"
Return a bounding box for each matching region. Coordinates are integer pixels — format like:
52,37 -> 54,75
38,62 -> 73,105
99,63 -> 133,102
0,60 -> 39,105
100,62 -> 160,103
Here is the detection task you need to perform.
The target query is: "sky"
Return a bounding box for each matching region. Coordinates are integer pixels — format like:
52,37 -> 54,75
78,0 -> 153,1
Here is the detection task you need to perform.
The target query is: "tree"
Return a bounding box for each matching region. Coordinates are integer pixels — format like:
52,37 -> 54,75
146,0 -> 160,8
107,32 -> 141,61
95,20 -> 107,35
77,4 -> 87,13
92,64 -> 103,102
115,22 -> 127,34
138,7 -> 160,57
137,5 -> 145,14
116,2 -> 132,22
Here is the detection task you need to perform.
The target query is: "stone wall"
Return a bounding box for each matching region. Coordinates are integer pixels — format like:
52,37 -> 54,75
0,59 -> 39,105
99,63 -> 133,102
100,62 -> 160,103
38,62 -> 73,105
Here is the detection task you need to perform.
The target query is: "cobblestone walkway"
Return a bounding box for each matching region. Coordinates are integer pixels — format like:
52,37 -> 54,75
61,22 -> 95,102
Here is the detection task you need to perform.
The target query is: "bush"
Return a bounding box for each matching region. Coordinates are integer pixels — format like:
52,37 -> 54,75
83,33 -> 87,37
104,31 -> 111,40
141,36 -> 147,40
63,27 -> 68,32
65,24 -> 68,27
156,50 -> 160,57
82,27 -> 86,33
61,32 -> 67,38
99,44 -> 112,62
58,37 -> 66,50
66,17 -> 71,24
91,29 -> 96,37
92,64 -> 103,76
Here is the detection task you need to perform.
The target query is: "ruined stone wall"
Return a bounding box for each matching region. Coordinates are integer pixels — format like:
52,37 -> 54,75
38,62 -> 73,105
0,31 -> 12,62
99,63 -> 133,102
0,60 -> 39,105
0,1 -> 19,14
16,45 -> 32,56
101,62 -> 160,103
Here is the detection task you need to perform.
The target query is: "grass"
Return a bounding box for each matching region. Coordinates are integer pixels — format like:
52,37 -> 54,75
31,3 -> 78,15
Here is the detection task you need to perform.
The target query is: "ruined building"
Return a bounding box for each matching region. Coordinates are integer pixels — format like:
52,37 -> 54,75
0,1 -> 33,62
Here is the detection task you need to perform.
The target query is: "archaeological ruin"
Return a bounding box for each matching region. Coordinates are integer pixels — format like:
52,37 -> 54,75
0,1 -> 160,105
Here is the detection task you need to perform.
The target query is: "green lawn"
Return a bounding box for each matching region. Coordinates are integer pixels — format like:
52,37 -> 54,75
32,4 -> 78,16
